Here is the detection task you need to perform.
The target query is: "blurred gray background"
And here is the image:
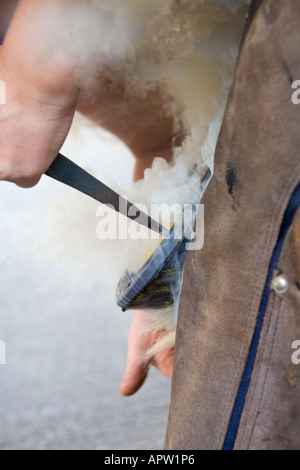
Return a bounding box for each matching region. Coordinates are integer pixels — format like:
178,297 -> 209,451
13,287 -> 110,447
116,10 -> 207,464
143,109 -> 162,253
0,117 -> 171,450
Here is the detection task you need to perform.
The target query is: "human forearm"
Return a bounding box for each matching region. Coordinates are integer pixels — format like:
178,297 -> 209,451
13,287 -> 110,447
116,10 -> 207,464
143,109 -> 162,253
2,0 -> 82,100
0,1 -> 81,187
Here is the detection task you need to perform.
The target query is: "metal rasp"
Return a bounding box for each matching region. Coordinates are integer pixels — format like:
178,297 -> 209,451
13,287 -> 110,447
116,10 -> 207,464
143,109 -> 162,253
45,153 -> 169,236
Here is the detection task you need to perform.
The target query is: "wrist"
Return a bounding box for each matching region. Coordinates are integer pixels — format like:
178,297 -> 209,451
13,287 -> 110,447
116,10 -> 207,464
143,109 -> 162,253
0,45 -> 79,113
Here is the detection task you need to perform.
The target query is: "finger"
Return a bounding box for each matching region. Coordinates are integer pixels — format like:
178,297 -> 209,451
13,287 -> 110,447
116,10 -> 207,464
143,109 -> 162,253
14,175 -> 42,188
120,357 -> 149,397
154,348 -> 174,378
120,311 -> 153,396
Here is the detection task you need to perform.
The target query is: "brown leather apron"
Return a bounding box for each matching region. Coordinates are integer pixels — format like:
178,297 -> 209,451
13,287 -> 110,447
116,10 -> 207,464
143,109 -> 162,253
165,0 -> 300,450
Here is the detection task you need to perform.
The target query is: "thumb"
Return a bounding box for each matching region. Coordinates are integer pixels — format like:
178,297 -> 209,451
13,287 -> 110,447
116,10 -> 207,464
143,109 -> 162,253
120,354 -> 150,397
120,310 -> 153,396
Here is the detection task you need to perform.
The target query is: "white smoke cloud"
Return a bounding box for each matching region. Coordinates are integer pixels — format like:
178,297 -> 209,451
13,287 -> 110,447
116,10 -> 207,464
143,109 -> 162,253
38,0 -> 250,351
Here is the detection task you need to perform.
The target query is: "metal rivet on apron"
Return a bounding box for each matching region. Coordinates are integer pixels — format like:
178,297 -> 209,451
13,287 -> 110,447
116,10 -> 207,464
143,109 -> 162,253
271,275 -> 289,295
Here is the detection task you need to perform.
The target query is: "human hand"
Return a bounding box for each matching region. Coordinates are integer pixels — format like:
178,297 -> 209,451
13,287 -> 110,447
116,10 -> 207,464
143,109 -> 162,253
0,0 -> 79,188
120,310 -> 174,396
0,0 -> 183,187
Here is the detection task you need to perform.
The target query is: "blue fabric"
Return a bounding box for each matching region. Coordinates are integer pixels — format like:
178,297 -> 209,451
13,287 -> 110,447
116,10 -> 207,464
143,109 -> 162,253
222,181 -> 300,450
